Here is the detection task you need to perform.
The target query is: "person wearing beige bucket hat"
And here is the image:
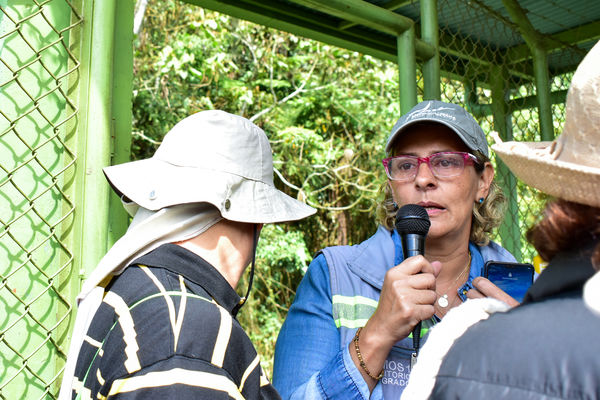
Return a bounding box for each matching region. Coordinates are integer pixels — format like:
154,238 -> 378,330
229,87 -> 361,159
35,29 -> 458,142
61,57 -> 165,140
400,40 -> 600,400
58,110 -> 315,400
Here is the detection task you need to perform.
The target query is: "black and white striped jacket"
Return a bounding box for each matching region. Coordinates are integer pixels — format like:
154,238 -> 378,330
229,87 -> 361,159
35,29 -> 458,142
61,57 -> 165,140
70,243 -> 280,400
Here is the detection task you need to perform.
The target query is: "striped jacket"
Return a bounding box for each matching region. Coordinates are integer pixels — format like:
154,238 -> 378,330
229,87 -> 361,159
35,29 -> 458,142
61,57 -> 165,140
70,243 -> 280,400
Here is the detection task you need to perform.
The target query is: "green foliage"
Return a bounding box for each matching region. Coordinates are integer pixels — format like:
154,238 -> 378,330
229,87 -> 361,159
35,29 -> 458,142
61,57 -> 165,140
256,224 -> 312,274
133,0 -> 400,375
239,224 -> 312,373
132,0 -> 557,378
133,0 -> 398,249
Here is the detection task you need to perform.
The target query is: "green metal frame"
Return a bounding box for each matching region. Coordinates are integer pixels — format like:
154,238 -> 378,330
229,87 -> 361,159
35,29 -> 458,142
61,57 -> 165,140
109,1 -> 135,244
60,0 -> 133,392
181,0 -> 593,143
1,0 -> 597,397
73,0 -> 117,284
489,65 -> 522,261
421,0 -> 440,100
184,0 -> 598,84
398,28 -> 418,113
72,0 -> 133,281
502,0 -> 555,141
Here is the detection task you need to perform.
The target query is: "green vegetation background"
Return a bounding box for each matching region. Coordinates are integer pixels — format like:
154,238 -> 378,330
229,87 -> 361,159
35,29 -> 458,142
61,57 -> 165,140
133,1 -> 399,376
132,0 -> 551,378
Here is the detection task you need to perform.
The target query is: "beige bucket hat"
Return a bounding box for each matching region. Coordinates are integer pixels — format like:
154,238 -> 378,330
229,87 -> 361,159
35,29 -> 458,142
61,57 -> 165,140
492,40 -> 600,208
103,110 -> 316,223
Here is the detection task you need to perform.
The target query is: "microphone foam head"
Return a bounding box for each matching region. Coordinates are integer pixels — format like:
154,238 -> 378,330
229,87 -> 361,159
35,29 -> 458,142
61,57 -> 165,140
395,204 -> 431,235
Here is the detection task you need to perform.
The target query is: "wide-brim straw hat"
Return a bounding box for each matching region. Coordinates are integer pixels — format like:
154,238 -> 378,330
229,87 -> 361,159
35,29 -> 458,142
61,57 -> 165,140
103,110 -> 316,223
492,40 -> 600,208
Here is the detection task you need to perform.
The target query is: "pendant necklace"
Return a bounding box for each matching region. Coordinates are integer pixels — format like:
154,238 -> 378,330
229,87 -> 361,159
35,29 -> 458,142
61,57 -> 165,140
436,252 -> 471,308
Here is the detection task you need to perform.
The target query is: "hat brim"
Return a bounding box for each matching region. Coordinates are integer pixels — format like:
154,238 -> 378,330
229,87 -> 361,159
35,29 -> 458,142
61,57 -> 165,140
492,141 -> 600,208
103,158 -> 316,224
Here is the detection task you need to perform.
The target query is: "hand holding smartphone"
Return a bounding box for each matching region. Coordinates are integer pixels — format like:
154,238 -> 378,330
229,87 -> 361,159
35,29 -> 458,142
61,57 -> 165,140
483,261 -> 535,303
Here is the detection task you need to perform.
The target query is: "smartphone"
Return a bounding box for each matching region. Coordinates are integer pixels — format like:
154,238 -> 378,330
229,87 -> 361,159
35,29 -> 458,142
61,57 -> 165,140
483,261 -> 535,303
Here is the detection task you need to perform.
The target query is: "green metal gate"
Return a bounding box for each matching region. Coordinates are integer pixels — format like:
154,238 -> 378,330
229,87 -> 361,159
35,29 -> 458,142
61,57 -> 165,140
0,0 -> 595,398
1,2 -> 81,397
1,1 -> 132,398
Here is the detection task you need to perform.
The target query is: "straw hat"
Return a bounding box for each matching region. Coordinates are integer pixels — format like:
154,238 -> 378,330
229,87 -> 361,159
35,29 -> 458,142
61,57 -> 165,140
103,110 -> 316,223
492,40 -> 600,208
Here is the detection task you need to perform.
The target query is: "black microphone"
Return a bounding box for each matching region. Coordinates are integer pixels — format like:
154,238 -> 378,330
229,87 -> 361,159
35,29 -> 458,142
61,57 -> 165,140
395,204 -> 431,259
395,204 -> 430,368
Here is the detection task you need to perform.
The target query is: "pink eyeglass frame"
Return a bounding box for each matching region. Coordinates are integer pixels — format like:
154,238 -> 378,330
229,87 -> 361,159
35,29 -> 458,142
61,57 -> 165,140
381,151 -> 479,181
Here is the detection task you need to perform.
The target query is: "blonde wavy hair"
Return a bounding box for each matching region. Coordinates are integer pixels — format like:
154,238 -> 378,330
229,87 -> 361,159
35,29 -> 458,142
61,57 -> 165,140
376,150 -> 506,246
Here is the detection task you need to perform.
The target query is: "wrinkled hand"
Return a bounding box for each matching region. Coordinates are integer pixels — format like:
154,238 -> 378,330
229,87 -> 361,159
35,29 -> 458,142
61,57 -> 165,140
350,256 -> 441,390
366,255 -> 442,348
466,276 -> 519,307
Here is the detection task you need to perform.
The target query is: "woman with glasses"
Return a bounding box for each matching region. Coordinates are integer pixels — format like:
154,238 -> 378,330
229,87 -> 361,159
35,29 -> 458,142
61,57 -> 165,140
273,100 -> 518,400
403,42 -> 600,400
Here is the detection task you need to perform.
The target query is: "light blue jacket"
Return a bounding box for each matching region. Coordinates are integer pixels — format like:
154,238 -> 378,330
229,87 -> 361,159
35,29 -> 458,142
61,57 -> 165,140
273,226 -> 516,400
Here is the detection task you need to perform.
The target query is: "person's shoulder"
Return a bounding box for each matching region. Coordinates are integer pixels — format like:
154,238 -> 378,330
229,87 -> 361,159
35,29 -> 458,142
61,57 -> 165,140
444,295 -> 600,362
311,240 -> 358,272
433,296 -> 600,398
318,225 -> 391,262
107,265 -> 165,304
478,240 -> 517,262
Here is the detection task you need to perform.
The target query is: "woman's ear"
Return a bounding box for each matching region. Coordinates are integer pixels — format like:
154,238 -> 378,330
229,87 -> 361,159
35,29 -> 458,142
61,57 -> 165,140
477,162 -> 494,200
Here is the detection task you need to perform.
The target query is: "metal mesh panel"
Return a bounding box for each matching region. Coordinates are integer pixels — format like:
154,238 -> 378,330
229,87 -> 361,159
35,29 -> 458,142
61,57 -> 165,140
0,1 -> 81,398
412,0 -> 575,264
0,0 -> 580,396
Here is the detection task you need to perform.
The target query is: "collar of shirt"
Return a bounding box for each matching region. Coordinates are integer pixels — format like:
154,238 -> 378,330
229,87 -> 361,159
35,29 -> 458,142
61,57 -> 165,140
522,240 -> 598,304
132,243 -> 242,315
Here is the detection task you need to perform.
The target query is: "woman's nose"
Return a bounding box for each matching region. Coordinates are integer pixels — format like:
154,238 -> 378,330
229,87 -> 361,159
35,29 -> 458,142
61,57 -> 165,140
414,161 -> 436,187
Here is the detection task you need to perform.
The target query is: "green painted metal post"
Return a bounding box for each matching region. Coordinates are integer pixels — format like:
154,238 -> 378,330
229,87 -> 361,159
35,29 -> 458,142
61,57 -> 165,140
397,26 -> 417,114
502,0 -> 555,141
57,0 -> 132,392
72,0 -> 118,282
421,0 -> 440,100
490,64 -> 522,262
108,0 -> 135,246
532,46 -> 555,141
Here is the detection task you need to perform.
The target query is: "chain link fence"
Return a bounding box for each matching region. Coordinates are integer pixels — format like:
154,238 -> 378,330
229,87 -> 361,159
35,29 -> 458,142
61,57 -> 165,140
0,1 -> 82,398
409,0 -> 578,264
0,0 -> 581,397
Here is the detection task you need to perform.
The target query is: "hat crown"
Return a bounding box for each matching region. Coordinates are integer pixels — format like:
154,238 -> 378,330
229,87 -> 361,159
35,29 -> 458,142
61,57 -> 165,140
103,110 -> 315,222
386,100 -> 488,157
555,44 -> 600,166
491,40 -> 600,209
154,110 -> 273,185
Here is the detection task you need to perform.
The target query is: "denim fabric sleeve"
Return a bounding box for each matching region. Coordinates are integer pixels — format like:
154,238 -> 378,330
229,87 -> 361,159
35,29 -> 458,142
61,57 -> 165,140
273,254 -> 371,400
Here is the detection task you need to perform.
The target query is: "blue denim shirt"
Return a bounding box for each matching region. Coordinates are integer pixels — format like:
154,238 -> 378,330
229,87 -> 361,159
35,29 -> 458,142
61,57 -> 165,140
273,227 -> 516,400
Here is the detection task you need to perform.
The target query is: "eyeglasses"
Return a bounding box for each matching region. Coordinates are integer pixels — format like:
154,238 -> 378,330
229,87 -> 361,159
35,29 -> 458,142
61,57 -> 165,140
382,151 -> 479,182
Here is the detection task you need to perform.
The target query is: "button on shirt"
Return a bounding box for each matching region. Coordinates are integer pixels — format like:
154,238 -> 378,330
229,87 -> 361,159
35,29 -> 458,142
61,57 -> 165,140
70,243 -> 280,400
